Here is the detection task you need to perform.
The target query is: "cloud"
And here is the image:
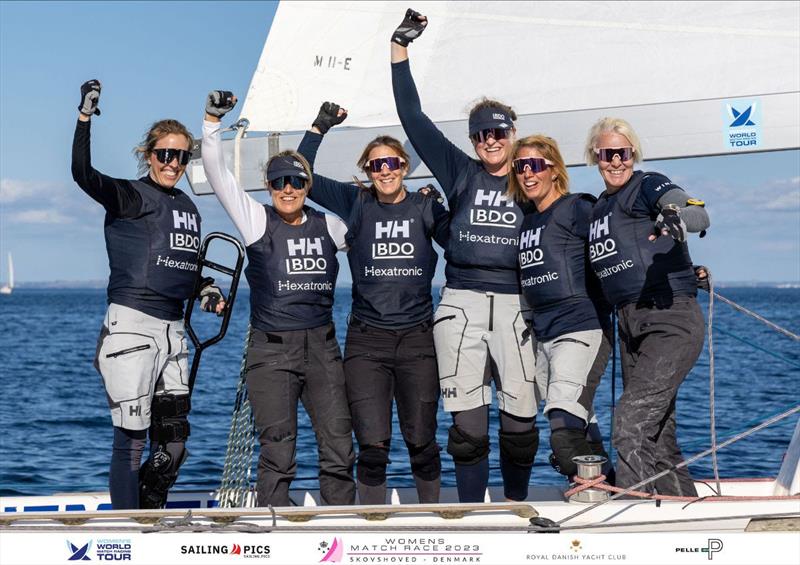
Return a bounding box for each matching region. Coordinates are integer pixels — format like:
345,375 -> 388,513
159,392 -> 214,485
760,190 -> 800,211
11,209 -> 74,224
0,178 -> 57,203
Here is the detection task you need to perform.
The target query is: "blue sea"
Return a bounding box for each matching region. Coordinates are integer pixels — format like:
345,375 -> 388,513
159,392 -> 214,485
1,287 -> 798,497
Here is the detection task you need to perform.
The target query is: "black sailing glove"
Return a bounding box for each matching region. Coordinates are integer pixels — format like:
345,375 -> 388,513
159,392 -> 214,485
199,277 -> 224,316
206,90 -> 237,118
391,8 -> 428,47
417,184 -> 444,204
653,204 -> 687,242
312,101 -> 347,135
79,79 -> 102,116
693,265 -> 711,292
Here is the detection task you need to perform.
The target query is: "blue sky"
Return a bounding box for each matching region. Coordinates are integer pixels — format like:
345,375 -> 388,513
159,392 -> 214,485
1,1 -> 798,284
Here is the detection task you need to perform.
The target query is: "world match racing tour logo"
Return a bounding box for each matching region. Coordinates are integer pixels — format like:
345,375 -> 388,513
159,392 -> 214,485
66,538 -> 133,561
723,99 -> 761,151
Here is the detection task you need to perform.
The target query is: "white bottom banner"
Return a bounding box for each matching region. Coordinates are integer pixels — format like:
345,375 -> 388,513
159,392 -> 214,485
1,532 -> 799,565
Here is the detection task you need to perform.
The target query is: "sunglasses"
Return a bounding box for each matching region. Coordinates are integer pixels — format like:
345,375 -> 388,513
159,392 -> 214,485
595,147 -> 634,162
470,128 -> 511,144
365,156 -> 405,173
152,148 -> 192,166
512,157 -> 553,174
269,176 -> 307,190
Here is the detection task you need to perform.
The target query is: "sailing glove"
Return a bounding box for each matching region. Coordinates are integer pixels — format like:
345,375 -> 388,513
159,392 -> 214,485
418,184 -> 444,204
79,79 -> 102,117
693,265 -> 711,292
653,204 -> 687,242
392,8 -> 427,46
206,91 -> 237,118
199,277 -> 224,316
312,101 -> 347,135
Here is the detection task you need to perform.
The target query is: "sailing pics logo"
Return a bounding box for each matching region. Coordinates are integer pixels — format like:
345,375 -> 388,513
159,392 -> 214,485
723,98 -> 762,151
180,543 -> 271,558
66,540 -> 92,561
318,537 -> 344,562
675,538 -> 724,560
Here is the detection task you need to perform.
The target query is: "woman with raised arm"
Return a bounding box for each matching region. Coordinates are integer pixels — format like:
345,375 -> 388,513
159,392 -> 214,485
584,117 -> 710,496
508,135 -> 615,484
202,92 -> 355,507
71,81 -> 223,510
296,102 -> 449,505
391,9 -> 538,502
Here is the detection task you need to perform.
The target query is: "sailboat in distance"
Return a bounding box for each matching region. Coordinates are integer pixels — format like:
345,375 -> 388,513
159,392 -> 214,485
0,253 -> 13,295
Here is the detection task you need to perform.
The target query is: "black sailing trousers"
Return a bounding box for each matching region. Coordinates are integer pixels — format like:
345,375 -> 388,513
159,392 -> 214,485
613,296 -> 704,496
246,324 -> 355,506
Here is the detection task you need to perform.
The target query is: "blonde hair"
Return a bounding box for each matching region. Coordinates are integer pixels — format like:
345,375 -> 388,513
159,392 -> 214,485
353,136 -> 410,195
506,135 -> 569,205
133,119 -> 193,175
584,117 -> 643,166
261,150 -> 313,192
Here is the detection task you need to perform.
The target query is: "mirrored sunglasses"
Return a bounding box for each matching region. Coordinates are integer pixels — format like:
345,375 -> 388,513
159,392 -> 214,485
512,157 -> 553,174
269,176 -> 307,190
595,147 -> 634,162
366,156 -> 405,173
470,128 -> 511,144
153,148 -> 192,166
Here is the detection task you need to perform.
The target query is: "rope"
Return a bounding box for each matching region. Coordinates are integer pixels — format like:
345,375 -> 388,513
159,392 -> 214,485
564,474 -> 800,502
217,325 -> 256,508
707,273 -> 721,495
714,326 -> 800,369
556,403 -> 800,526
713,291 -> 800,341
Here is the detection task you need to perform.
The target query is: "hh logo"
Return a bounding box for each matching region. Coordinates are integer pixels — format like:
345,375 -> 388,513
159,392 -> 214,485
172,210 -> 198,232
473,189 -> 513,208
727,103 -> 756,127
519,226 -> 543,249
588,214 -> 617,263
129,405 -> 141,417
375,220 -> 410,239
287,237 -> 323,256
441,387 -> 458,399
285,238 -> 327,275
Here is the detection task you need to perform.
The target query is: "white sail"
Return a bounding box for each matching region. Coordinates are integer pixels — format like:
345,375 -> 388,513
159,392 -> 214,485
0,253 -> 12,294
187,0 -> 800,193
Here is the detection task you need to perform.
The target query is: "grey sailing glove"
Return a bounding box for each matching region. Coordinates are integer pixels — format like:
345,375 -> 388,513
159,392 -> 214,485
693,265 -> 711,292
199,277 -> 224,316
312,101 -> 347,135
653,204 -> 687,242
392,8 -> 428,47
79,79 -> 102,117
206,90 -> 237,118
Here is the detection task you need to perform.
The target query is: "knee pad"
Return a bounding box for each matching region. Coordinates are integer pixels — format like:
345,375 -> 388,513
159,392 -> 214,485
548,427 -> 592,477
139,443 -> 188,509
357,443 -> 390,487
499,427 -> 539,468
406,439 -> 441,481
446,425 -> 489,466
149,394 -> 191,444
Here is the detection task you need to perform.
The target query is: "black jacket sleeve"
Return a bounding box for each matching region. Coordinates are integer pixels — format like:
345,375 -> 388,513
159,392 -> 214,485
296,130 -> 360,219
71,119 -> 141,217
392,60 -> 472,200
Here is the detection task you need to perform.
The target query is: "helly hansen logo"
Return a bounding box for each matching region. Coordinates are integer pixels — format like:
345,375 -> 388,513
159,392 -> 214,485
287,238 -> 323,256
589,215 -> 610,241
520,226 -> 543,249
470,189 -> 517,229
518,226 -> 544,269
173,211 -> 198,232
375,220 -> 410,239
588,213 -> 618,263
285,237 -> 328,275
441,387 -> 457,398
129,405 -> 142,416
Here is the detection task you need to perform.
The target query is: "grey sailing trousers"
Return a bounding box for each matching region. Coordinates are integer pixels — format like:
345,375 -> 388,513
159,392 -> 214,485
245,324 -> 355,506
613,296 -> 704,496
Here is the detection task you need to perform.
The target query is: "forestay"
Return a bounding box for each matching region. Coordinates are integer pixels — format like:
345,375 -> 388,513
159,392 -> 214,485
187,1 -> 800,194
